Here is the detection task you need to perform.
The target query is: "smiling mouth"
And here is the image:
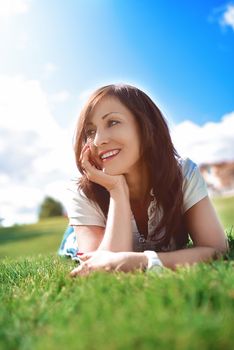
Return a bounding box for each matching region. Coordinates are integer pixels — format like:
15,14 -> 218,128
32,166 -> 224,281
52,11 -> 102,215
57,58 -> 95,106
100,150 -> 120,162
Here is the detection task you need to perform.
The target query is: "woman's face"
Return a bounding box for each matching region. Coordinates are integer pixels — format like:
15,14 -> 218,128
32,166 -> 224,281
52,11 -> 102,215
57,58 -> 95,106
84,97 -> 142,176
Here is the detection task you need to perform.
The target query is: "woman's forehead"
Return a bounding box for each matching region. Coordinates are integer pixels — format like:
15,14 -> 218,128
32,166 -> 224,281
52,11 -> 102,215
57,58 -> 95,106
86,96 -> 132,124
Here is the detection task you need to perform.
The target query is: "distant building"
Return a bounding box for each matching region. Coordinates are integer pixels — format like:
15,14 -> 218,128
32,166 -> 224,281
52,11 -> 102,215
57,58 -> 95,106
199,161 -> 234,197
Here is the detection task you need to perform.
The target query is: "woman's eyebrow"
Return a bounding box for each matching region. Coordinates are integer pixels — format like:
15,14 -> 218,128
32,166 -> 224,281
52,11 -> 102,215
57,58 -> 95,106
86,112 -> 122,125
102,111 -> 122,120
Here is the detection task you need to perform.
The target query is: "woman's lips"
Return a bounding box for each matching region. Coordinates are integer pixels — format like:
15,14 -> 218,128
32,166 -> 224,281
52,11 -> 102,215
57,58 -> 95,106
101,150 -> 120,162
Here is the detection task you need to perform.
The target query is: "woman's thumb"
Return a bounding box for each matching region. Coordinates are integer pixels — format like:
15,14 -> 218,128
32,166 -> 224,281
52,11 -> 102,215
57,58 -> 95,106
77,252 -> 92,261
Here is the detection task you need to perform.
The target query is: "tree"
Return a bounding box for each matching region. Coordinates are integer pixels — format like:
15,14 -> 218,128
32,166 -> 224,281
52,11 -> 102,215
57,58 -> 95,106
38,196 -> 64,220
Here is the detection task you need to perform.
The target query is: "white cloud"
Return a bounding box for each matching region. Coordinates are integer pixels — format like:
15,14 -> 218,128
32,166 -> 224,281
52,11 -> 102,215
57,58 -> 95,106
209,2 -> 234,31
0,185 -> 42,226
0,75 -> 60,137
222,3 -> 234,30
0,74 -> 77,227
16,31 -> 29,49
171,112 -> 234,164
0,0 -> 30,17
42,62 -> 58,79
50,90 -> 71,103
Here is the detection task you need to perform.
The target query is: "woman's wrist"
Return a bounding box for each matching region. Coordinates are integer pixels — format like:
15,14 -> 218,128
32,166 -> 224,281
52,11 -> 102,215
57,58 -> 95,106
143,251 -> 164,271
129,252 -> 164,272
108,176 -> 129,198
140,252 -> 149,270
126,252 -> 148,271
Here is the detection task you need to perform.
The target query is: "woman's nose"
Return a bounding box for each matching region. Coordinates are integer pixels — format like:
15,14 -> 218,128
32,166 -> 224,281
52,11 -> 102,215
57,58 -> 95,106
93,130 -> 109,147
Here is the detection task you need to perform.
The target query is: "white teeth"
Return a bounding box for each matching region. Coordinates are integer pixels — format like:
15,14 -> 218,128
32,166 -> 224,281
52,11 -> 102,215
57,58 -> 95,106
100,150 -> 120,159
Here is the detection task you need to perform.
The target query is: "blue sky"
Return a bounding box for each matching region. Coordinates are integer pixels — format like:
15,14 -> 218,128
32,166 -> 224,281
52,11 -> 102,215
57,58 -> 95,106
1,0 -> 233,125
0,0 -> 233,226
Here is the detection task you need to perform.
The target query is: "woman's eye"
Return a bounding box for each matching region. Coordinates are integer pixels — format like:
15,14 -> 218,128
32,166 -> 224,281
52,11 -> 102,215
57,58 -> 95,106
85,130 -> 96,138
108,120 -> 119,127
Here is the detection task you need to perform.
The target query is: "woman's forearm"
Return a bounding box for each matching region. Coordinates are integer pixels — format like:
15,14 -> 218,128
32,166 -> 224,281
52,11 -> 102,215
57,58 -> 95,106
98,184 -> 133,252
131,246 -> 226,272
157,246 -> 225,270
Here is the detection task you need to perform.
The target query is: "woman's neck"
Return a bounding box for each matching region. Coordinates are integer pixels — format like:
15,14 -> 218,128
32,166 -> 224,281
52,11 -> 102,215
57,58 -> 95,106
125,164 -> 150,204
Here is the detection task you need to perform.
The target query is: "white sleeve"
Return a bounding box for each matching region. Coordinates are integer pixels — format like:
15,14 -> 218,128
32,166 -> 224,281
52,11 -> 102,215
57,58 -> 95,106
181,158 -> 208,213
65,178 -> 106,227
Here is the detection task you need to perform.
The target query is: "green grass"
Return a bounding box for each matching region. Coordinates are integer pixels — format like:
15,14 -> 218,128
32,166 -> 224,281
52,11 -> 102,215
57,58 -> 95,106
0,197 -> 234,350
1,255 -> 234,350
0,217 -> 67,259
212,196 -> 234,232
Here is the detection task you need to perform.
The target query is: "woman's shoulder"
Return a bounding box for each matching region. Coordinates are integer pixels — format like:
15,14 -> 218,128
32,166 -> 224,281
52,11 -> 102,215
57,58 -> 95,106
177,157 -> 208,212
65,176 -> 106,224
66,176 -> 88,199
177,157 -> 198,180
65,176 -> 95,208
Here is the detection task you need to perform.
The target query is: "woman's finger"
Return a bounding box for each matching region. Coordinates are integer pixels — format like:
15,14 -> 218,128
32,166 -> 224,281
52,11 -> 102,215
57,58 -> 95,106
70,262 -> 91,277
80,146 -> 91,166
81,147 -> 92,165
81,143 -> 102,171
79,143 -> 90,162
82,148 -> 101,179
78,253 -> 92,261
81,148 -> 92,170
70,266 -> 81,277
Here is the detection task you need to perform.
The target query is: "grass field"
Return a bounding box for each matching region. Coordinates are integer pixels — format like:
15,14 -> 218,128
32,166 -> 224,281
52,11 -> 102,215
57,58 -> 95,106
0,217 -> 67,259
0,197 -> 233,350
212,195 -> 234,232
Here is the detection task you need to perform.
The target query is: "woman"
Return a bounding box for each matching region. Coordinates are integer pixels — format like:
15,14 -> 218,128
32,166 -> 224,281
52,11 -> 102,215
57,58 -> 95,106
59,83 -> 228,277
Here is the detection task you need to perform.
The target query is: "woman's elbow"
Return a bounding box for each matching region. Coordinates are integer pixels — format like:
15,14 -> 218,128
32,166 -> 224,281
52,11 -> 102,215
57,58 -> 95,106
212,239 -> 229,258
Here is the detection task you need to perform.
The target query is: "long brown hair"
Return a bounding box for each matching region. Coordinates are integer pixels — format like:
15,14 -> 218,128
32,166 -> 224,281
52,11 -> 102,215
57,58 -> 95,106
74,84 -> 187,250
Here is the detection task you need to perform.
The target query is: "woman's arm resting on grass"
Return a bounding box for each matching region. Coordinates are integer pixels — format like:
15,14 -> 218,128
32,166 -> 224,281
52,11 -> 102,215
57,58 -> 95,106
71,244 -> 227,277
74,196 -> 228,274
157,246 -> 225,271
73,196 -> 229,274
70,251 -> 148,276
71,245 -> 229,277
157,196 -> 229,270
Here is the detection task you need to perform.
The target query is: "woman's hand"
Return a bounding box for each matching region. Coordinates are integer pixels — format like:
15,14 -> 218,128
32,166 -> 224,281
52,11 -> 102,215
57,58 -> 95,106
70,251 -> 147,277
80,143 -> 129,194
